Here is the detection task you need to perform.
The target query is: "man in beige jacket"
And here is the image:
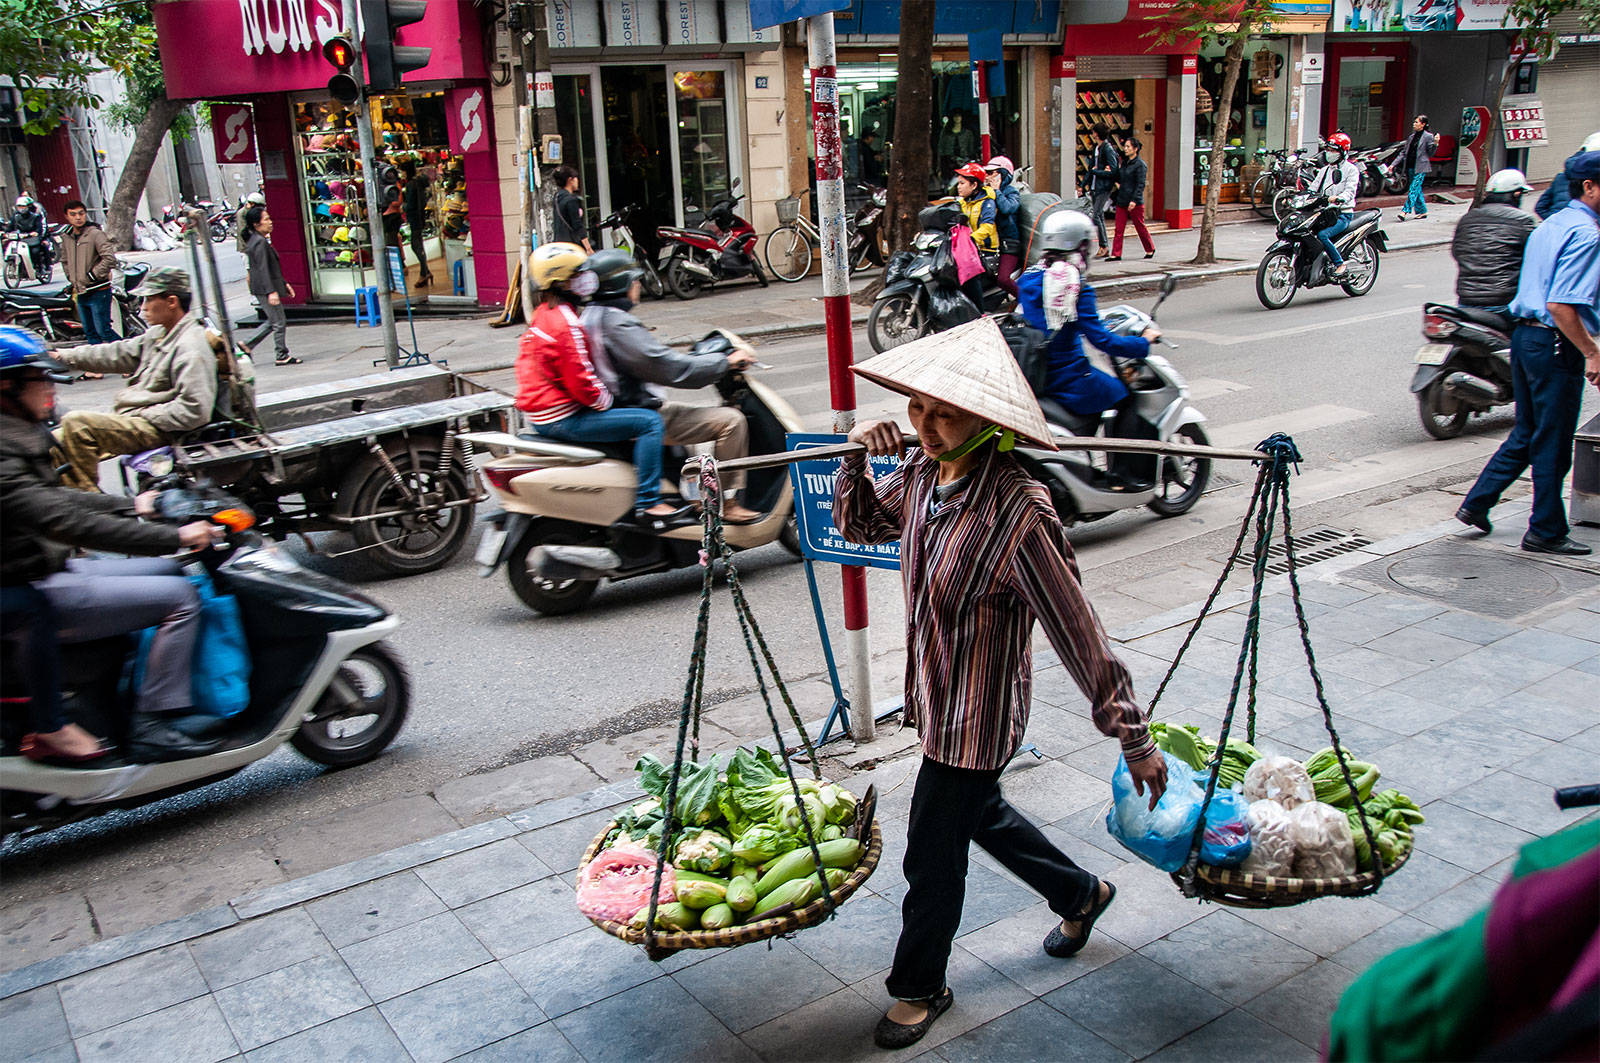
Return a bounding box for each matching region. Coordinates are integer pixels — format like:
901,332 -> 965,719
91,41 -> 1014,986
60,200 -> 120,345
54,267 -> 217,490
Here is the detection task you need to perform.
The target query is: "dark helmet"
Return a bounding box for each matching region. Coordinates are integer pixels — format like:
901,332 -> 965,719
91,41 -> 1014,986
583,248 -> 643,298
0,325 -> 71,382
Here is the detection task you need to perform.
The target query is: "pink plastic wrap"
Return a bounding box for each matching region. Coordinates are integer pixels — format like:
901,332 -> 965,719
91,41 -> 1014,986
575,841 -> 677,922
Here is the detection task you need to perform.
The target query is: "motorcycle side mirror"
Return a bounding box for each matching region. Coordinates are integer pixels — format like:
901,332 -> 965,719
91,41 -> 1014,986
1159,274 -> 1177,298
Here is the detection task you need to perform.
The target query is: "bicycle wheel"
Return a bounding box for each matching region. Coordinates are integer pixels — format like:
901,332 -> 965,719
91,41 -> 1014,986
1250,174 -> 1276,219
764,226 -> 812,282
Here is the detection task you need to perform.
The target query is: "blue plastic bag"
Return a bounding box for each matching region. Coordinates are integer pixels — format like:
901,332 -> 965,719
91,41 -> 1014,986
1105,752 -> 1253,872
133,568 -> 252,718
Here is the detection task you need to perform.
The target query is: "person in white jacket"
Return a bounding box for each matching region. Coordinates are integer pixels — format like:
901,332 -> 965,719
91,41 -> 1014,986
1310,132 -> 1362,278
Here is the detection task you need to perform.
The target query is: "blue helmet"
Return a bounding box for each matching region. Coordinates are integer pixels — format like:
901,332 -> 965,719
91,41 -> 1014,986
0,325 -> 72,381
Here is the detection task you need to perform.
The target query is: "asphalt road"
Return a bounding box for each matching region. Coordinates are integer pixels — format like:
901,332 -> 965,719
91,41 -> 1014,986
7,241 -> 1596,867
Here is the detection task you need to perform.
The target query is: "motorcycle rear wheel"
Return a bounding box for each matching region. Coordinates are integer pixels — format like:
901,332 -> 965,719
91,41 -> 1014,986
666,253 -> 704,300
764,226 -> 812,282
338,448 -> 476,575
1340,242 -> 1380,297
1147,424 -> 1212,517
1418,379 -> 1470,439
1255,251 -> 1298,310
866,293 -> 927,353
292,642 -> 410,768
506,524 -> 601,615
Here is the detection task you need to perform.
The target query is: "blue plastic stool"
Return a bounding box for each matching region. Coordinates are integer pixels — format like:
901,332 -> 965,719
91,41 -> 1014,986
451,260 -> 466,296
353,286 -> 379,326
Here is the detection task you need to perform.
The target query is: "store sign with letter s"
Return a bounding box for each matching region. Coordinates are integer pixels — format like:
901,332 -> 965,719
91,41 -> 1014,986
211,104 -> 257,164
448,88 -> 489,154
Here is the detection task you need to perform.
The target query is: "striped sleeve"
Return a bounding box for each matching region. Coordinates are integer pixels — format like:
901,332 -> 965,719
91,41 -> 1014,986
1008,510 -> 1156,763
833,453 -> 905,545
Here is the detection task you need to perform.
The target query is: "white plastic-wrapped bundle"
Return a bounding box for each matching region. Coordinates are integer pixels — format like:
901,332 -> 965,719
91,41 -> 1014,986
1242,756 -> 1316,809
1288,801 -> 1357,878
1239,799 -> 1296,877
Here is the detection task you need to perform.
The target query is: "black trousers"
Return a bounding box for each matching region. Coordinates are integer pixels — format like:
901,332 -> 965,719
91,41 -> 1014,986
886,756 -> 1098,1001
1108,395 -> 1159,483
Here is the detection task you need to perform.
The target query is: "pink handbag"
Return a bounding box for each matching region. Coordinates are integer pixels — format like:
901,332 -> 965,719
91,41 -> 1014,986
949,225 -> 985,285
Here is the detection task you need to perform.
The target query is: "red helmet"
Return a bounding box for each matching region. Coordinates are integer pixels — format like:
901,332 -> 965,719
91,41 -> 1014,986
1327,132 -> 1352,152
954,162 -> 988,182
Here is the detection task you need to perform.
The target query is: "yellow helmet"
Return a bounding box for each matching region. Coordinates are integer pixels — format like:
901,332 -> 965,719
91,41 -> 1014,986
530,241 -> 589,291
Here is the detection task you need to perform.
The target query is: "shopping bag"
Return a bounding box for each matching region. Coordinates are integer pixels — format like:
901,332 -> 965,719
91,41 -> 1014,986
949,225 -> 985,285
1106,752 -> 1253,871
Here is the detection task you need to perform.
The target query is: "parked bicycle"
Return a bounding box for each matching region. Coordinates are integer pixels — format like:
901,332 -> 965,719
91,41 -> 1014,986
764,186 -> 886,283
1249,148 -> 1315,221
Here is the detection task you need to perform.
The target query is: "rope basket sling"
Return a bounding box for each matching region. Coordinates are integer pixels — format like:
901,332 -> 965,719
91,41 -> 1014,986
1151,435 -> 1409,909
580,461 -> 878,960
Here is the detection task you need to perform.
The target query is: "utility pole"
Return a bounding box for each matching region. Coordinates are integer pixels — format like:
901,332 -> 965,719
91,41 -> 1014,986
975,63 -> 992,163
341,0 -> 401,368
807,13 -> 874,743
511,0 -> 557,321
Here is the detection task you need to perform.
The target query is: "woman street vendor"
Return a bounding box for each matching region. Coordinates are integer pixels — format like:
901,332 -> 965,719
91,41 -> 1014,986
833,317 -> 1168,1049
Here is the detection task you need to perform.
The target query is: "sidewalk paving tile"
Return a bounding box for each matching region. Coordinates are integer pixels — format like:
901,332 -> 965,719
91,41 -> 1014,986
57,942 -> 209,1036
1352,849 -> 1473,915
1335,688 -> 1466,737
1140,910 -> 1317,1006
1414,609 -> 1524,645
1360,625 -> 1479,665
515,806 -> 630,875
0,985 -> 70,1060
952,864 -> 1043,936
1328,914 -> 1440,975
1001,760 -> 1117,824
788,892 -> 906,987
454,875 -> 590,959
739,985 -> 906,1062
551,975 -> 755,1061
849,946 -> 1034,1055
339,911 -> 492,1002
1042,953 -> 1228,1058
1533,607 -> 1600,642
673,937 -> 845,1034
377,963 -> 545,1063
1449,770 -> 1581,838
1409,873 -> 1501,932
1315,646 -> 1432,687
243,1007 -> 410,1063
1484,627 -> 1598,666
414,838 -> 551,909
1509,738 -> 1600,788
1232,897 -> 1400,958
304,871 -> 446,948
1088,863 -> 1207,951
75,994 -> 240,1063
1468,689 -> 1593,741
451,1021 -> 585,1062
213,954 -> 370,1051
934,998 -> 1131,1062
1144,1008 -> 1317,1063
1242,959 -> 1359,1049
1521,666 -> 1593,707
956,900 -> 1130,998
1411,802 -> 1536,873
500,927 -> 663,1019
189,908 -> 333,991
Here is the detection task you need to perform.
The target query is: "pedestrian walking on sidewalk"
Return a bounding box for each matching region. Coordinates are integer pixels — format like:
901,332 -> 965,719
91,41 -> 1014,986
1458,150 -> 1600,557
60,199 -> 119,345
1397,114 -> 1436,221
1087,125 -> 1121,257
242,206 -> 301,366
1109,138 -> 1154,261
835,322 -> 1167,1051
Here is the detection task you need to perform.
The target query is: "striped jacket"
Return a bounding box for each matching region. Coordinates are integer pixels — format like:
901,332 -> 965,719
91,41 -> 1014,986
515,302 -> 613,424
834,446 -> 1155,772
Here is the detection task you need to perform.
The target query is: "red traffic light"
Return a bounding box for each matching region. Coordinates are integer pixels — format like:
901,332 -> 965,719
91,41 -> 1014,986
323,36 -> 355,70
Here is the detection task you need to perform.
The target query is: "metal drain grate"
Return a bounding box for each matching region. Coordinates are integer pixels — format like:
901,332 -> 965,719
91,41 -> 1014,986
1218,527 -> 1373,576
1343,540 -> 1600,620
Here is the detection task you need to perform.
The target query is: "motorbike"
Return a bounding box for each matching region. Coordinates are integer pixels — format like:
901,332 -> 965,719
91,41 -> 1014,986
595,203 -> 666,299
852,183 -> 889,270
2,222 -> 58,286
0,476 -> 410,838
657,180 -> 769,299
466,330 -> 803,616
1411,302 -> 1514,439
0,262 -> 150,345
1255,194 -> 1387,310
867,203 -> 1007,353
206,200 -> 234,243
1353,141 -> 1407,198
1011,275 -> 1213,523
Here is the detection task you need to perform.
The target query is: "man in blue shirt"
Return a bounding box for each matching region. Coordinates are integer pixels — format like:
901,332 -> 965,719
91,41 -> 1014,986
1458,150 -> 1600,556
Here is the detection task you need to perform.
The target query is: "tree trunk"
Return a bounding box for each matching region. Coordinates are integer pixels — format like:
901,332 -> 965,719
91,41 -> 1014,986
886,0 -> 935,255
104,95 -> 189,250
1475,35 -> 1524,206
1195,28 -> 1249,265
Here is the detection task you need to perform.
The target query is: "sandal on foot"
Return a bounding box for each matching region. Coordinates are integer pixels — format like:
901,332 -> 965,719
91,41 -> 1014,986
1044,880 -> 1116,957
625,505 -> 697,533
873,988 -> 953,1050
274,355 -> 303,366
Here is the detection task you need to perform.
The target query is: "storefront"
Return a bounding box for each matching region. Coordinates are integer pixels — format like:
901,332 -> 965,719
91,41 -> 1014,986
152,0 -> 506,308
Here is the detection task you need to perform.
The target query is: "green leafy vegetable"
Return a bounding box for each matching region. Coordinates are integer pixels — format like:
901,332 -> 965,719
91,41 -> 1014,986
635,754 -> 724,827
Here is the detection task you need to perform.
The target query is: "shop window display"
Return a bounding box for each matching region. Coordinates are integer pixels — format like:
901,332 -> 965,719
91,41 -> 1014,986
1193,42 -> 1290,201
1073,81 -> 1135,191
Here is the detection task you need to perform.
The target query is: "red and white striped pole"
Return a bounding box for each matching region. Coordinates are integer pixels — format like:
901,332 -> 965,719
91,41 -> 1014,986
808,13 -> 874,743
976,62 -> 992,163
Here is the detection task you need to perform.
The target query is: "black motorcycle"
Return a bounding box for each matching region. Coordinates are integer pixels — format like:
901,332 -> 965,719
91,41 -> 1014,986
1,477 -> 409,838
0,262 -> 150,345
1255,194 -> 1387,310
595,204 -> 666,300
867,204 -> 1007,353
1412,302 -> 1514,439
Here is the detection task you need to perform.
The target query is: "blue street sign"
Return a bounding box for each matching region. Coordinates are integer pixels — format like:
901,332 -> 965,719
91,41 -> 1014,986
786,432 -> 901,571
748,0 -> 850,30
386,245 -> 406,292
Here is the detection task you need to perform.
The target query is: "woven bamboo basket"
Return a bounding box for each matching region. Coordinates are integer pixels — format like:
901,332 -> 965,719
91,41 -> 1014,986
580,819 -> 883,959
1179,836 -> 1413,909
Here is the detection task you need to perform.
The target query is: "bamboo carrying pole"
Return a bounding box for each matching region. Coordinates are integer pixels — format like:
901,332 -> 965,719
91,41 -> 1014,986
683,435 -> 1269,479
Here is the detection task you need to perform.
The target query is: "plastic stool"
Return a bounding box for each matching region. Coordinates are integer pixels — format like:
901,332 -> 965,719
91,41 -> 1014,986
451,260 -> 466,296
354,286 -> 379,326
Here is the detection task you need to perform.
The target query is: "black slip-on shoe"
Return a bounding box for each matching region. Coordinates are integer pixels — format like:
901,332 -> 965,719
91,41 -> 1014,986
873,988 -> 954,1050
1455,506 -> 1492,535
1044,880 -> 1117,958
1521,533 -> 1593,556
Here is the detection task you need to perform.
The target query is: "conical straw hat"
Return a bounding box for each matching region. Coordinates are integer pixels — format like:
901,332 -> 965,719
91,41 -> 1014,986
852,317 -> 1057,450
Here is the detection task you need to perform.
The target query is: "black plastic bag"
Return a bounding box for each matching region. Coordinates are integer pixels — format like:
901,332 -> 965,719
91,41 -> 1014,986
999,321 -> 1051,394
928,283 -> 980,328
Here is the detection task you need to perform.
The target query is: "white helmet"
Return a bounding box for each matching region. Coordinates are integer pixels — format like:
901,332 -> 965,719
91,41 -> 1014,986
15,195 -> 34,210
246,192 -> 266,206
1485,169 -> 1533,194
1582,130 -> 1600,153
1037,210 -> 1095,256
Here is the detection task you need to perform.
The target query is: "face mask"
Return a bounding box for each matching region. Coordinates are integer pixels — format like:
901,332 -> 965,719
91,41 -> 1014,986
1324,150 -> 1341,166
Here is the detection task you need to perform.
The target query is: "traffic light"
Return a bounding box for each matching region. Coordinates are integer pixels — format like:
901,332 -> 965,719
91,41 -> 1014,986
379,164 -> 401,210
361,0 -> 431,95
323,36 -> 360,105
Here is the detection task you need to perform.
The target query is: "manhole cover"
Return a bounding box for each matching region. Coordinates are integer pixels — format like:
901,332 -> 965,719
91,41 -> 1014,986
1343,541 -> 1600,619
